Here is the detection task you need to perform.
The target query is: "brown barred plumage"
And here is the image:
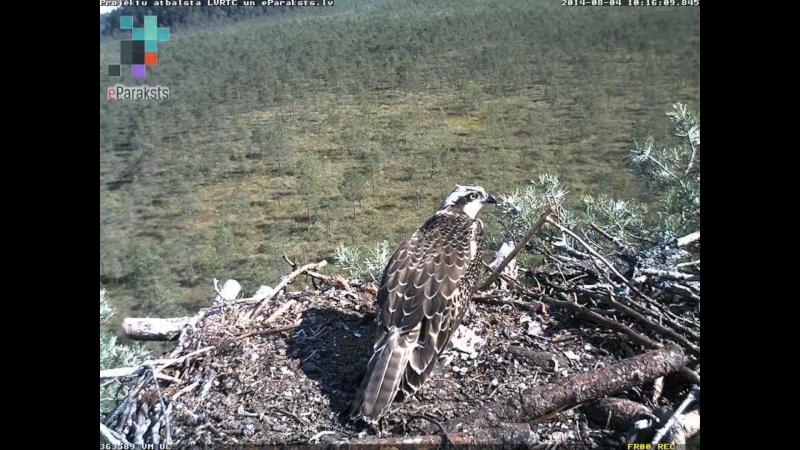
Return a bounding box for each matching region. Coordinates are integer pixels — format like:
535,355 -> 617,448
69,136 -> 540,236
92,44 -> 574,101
351,185 -> 496,423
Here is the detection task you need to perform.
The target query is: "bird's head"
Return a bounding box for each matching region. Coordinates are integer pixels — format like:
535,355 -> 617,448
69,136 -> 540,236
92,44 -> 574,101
439,184 -> 497,219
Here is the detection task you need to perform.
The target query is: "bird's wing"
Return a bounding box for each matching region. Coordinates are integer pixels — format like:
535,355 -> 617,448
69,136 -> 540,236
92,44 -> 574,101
352,213 -> 482,421
377,214 -> 480,365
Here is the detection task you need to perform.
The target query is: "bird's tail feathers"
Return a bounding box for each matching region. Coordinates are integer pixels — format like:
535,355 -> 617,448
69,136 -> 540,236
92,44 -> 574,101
350,330 -> 412,422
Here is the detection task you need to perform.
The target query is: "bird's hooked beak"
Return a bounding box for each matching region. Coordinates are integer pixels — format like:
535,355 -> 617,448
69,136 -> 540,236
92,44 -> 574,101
484,194 -> 497,204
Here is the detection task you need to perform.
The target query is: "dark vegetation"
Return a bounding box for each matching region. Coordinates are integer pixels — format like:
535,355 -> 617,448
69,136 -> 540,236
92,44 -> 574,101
99,0 -> 699,335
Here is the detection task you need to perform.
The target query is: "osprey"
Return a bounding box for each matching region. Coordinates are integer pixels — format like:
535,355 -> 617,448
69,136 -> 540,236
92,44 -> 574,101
351,185 -> 497,423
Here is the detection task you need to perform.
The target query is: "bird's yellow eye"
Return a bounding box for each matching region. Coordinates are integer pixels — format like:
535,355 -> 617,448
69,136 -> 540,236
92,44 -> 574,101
468,193 -> 478,201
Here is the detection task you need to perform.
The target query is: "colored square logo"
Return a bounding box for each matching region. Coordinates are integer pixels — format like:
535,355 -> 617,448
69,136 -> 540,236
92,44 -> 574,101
108,15 -> 168,80
120,16 -> 133,29
132,65 -> 146,79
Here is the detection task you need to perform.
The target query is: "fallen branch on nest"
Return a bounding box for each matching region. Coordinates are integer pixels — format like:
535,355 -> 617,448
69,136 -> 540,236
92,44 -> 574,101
437,344 -> 685,433
480,205 -> 553,290
250,260 -> 328,321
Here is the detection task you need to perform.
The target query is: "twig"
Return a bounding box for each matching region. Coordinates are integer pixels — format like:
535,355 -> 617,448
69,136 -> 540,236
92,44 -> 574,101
480,206 -> 553,290
104,371 -> 152,428
547,218 -> 690,330
662,284 -> 701,302
149,368 -> 171,445
100,367 -> 143,379
674,259 -> 700,269
171,380 -> 200,402
547,217 -> 629,284
523,290 -> 662,350
309,430 -> 336,444
601,287 -> 700,357
270,407 -> 308,425
236,405 -> 259,418
143,346 -> 215,371
590,222 -> 632,252
266,299 -> 297,324
283,252 -> 297,270
305,270 -> 353,291
651,385 -> 699,445
100,422 -> 131,445
250,260 -> 328,321
635,268 -> 699,282
496,276 -> 662,350
234,323 -> 299,340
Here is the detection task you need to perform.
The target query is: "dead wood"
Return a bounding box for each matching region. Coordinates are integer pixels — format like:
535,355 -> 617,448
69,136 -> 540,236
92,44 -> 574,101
123,317 -> 190,341
437,345 -> 685,433
480,205 -> 553,290
676,231 -> 700,247
250,260 -> 328,321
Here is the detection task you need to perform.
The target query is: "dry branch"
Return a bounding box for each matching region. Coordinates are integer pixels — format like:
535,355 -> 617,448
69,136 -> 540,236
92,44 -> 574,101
100,366 -> 142,379
305,270 -> 353,291
651,385 -> 699,445
437,344 -> 685,432
249,260 -> 328,321
546,217 -> 630,284
480,206 -> 552,290
266,299 -> 297,324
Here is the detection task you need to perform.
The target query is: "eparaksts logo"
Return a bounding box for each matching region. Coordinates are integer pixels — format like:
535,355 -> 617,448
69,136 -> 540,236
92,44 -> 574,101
107,85 -> 170,100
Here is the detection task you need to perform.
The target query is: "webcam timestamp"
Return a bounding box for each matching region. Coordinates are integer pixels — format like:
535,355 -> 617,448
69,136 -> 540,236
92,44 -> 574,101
100,444 -> 170,450
562,0 -> 699,5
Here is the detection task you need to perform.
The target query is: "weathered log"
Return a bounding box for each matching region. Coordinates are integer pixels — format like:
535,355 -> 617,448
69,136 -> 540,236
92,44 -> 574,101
438,345 -> 685,433
122,279 -> 242,341
122,317 -> 191,341
676,231 -> 700,247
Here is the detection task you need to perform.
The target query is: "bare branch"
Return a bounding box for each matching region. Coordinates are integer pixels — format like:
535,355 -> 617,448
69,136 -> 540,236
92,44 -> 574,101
480,206 -> 553,290
651,385 -> 699,445
249,260 -> 328,321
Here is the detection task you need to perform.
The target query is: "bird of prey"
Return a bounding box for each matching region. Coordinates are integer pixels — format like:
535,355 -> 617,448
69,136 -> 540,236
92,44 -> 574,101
351,184 -> 497,423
